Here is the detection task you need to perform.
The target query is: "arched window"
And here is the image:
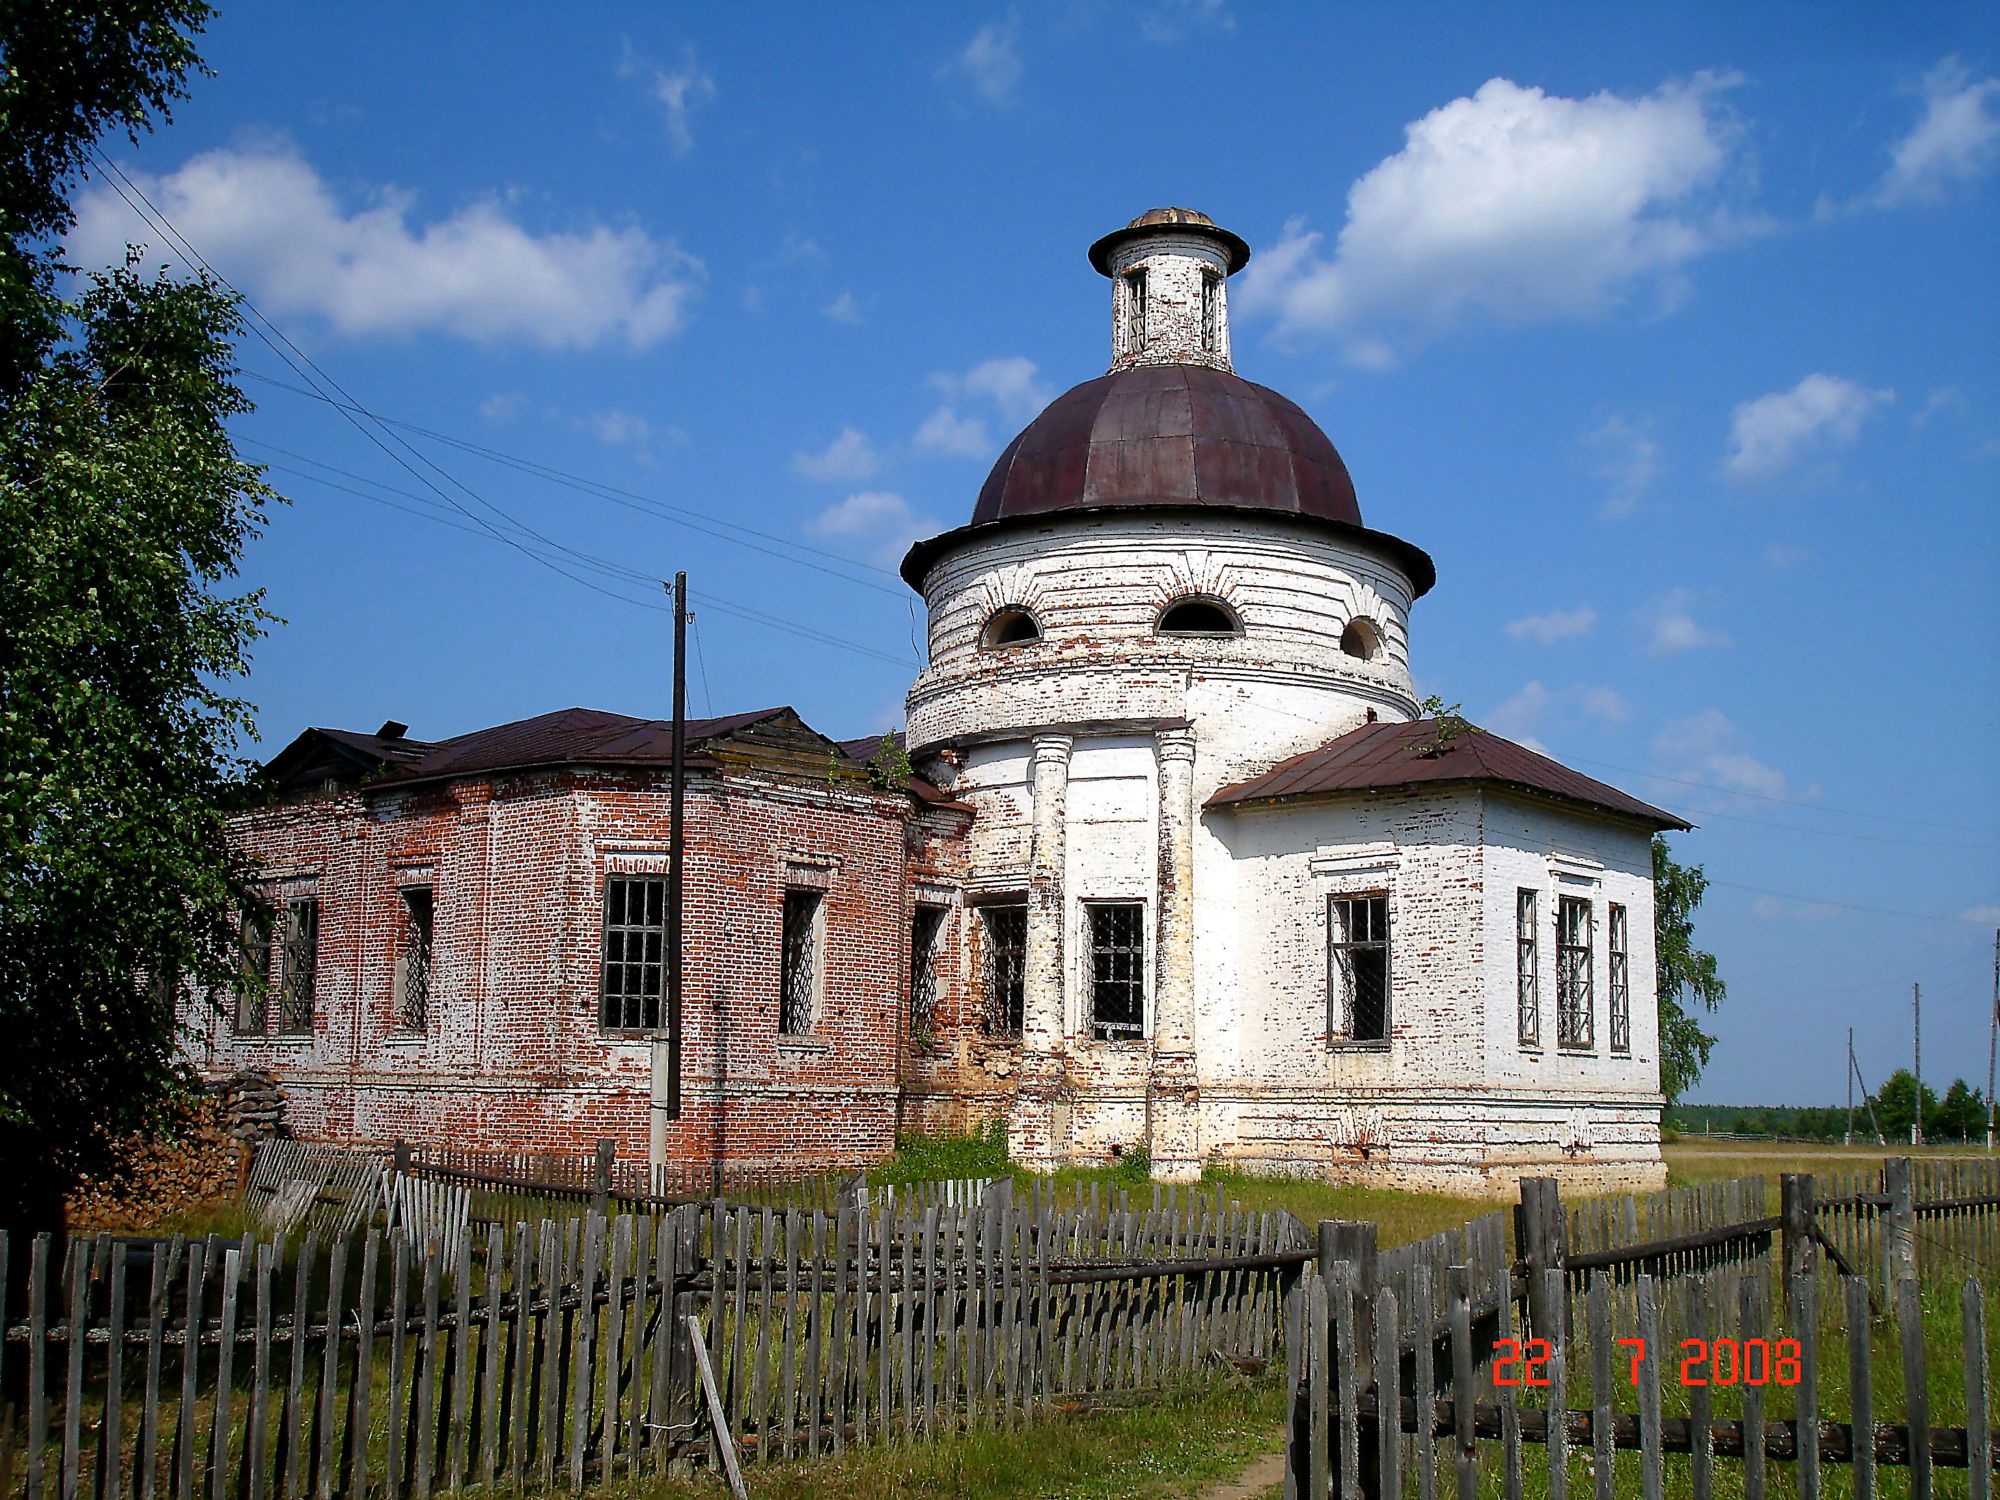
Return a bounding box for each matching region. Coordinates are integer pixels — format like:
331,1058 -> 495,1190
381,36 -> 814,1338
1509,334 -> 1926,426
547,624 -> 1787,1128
1157,596 -> 1241,636
1340,617 -> 1383,662
981,608 -> 1041,648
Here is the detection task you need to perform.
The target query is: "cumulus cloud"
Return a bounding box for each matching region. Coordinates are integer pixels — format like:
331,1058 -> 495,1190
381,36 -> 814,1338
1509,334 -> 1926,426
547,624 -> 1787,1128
1505,605 -> 1597,645
1724,374 -> 1893,485
822,289 -> 863,325
1962,904 -> 2000,926
70,145 -> 699,349
1482,681 -> 1554,752
1583,414 -> 1664,518
1233,74 -> 1742,361
791,425 -> 881,483
1580,686 -> 1632,725
1480,680 -> 1629,749
619,40 -> 717,156
1141,0 -> 1234,44
1874,58 -> 2000,207
950,13 -> 1022,105
480,392 -> 527,423
1639,587 -> 1730,655
913,406 -> 992,458
808,490 -> 934,565
1652,709 -> 1787,799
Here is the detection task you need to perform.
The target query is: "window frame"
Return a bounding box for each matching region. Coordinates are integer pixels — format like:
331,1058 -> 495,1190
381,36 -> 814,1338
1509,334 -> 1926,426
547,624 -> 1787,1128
778,886 -> 824,1037
978,900 -> 1028,1036
1085,899 -> 1148,1042
1124,268 -> 1148,353
1200,269 -> 1220,352
909,905 -> 947,1043
1607,902 -> 1631,1055
395,886 -> 435,1034
233,899 -> 275,1037
276,896 -> 319,1036
1339,616 -> 1383,662
1327,891 -> 1391,1047
1556,894 -> 1595,1050
1516,888 -> 1540,1048
599,873 -> 666,1034
1155,594 -> 1242,638
980,607 -> 1041,650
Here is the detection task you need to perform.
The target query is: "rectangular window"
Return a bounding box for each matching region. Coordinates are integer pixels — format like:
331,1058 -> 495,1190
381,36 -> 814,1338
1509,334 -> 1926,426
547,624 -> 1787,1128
779,888 -> 822,1035
1088,902 -> 1147,1040
233,900 -> 273,1035
981,902 -> 1027,1035
1556,895 -> 1594,1049
1124,269 -> 1147,351
1328,893 -> 1390,1043
600,875 -> 665,1031
909,906 -> 946,1041
395,887 -> 434,1033
277,897 -> 318,1035
1608,902 -> 1630,1054
1516,888 -> 1540,1047
1201,271 -> 1219,352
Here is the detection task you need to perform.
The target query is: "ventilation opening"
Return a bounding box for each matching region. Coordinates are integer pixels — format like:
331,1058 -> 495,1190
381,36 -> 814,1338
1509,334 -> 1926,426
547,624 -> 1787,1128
982,608 -> 1041,648
1158,597 -> 1240,636
1340,617 -> 1382,662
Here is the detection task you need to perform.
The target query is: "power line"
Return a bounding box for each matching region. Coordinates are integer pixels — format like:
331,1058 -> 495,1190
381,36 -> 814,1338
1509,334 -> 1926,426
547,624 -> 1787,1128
1703,878 -> 1976,927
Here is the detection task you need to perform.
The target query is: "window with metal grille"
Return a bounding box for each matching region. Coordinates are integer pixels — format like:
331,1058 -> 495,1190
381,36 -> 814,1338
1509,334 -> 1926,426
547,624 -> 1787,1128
397,887 -> 434,1032
1201,271 -> 1219,351
910,906 -> 946,1040
1556,895 -> 1594,1049
1516,888 -> 1540,1047
600,875 -> 665,1031
277,898 -> 318,1035
1088,902 -> 1146,1040
981,903 -> 1026,1034
1608,902 -> 1630,1054
233,900 -> 273,1035
779,888 -> 822,1035
1328,893 -> 1389,1043
1124,269 -> 1147,352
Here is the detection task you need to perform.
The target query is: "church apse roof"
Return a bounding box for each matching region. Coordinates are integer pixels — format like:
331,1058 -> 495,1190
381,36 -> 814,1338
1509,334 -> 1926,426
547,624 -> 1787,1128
1207,718 -> 1690,831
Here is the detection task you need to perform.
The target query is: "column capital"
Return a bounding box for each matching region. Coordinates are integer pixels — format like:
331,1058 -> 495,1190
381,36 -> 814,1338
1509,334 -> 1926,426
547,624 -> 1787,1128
1031,731 -> 1075,766
1155,726 -> 1197,766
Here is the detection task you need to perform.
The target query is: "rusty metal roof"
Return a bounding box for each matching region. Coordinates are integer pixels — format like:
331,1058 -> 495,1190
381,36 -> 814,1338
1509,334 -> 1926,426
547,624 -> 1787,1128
900,364 -> 1435,593
1087,207 -> 1251,274
374,706 -> 789,787
1206,718 -> 1690,830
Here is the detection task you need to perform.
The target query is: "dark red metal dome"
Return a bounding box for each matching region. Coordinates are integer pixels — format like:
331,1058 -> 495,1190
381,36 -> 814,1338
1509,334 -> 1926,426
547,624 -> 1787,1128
969,364 -> 1362,529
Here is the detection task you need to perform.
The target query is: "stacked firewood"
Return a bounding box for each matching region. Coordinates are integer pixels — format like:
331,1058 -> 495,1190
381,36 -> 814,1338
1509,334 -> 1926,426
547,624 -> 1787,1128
64,1073 -> 285,1230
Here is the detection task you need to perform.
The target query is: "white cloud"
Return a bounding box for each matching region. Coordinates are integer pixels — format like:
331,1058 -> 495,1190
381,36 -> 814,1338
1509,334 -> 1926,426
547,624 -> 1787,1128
1652,708 -> 1787,799
822,290 -> 863,325
1482,679 -> 1630,748
931,355 -> 1051,421
586,408 -> 653,448
1583,414 -> 1664,518
1751,895 -> 1840,924
1141,0 -> 1234,44
480,392 -> 527,423
1233,74 -> 1741,361
1580,686 -> 1632,725
71,145 -> 699,349
619,41 -> 717,156
1764,543 -> 1812,570
1914,385 -> 1965,425
791,425 -> 881,483
913,406 -> 992,458
1639,587 -> 1730,655
1962,903 -> 2000,926
1724,374 -> 1893,485
1874,58 -> 2000,207
1482,681 -> 1554,752
951,13 -> 1022,105
1505,605 -> 1597,645
808,490 -> 933,565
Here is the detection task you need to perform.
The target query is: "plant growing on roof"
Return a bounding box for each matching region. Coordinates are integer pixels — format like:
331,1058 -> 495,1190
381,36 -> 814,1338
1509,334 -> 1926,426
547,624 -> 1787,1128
1410,693 -> 1479,758
864,733 -> 912,792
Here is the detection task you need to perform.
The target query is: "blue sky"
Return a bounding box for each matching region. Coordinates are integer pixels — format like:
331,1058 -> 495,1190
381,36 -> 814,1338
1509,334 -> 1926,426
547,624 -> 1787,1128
70,2 -> 1998,1107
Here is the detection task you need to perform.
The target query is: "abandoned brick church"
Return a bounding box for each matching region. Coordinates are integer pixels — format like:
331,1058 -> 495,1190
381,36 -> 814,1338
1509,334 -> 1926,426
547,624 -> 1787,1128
188,210 -> 1685,1194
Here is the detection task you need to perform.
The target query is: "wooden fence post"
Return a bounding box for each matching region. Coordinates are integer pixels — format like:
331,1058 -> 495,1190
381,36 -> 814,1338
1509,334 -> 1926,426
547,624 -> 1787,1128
592,1139 -> 616,1218
1319,1221 -> 1381,1500
392,1138 -> 411,1180
1882,1157 -> 1916,1293
1780,1174 -> 1817,1285
1516,1177 -> 1567,1343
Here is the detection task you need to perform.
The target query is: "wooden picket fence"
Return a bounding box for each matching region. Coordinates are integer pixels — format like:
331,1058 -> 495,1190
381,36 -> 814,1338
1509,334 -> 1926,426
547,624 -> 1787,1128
0,1189 -> 1308,1499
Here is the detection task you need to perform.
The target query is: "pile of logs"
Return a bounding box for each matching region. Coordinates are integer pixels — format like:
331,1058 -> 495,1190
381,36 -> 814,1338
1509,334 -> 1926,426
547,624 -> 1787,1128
64,1071 -> 286,1231
216,1069 -> 286,1142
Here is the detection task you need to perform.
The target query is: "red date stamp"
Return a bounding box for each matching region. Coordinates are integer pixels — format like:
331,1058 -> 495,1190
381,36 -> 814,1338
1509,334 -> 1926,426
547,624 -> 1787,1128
1493,1338 -> 1803,1387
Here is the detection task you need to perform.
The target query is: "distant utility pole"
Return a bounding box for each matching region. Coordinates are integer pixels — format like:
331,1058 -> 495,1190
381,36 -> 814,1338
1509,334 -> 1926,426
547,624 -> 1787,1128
1845,1026 -> 1855,1147
1987,928 -> 1997,1152
1912,981 -> 1922,1148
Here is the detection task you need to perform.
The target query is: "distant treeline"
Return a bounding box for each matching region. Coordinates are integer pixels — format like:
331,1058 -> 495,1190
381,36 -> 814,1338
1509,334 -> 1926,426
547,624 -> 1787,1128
1669,1070 -> 1991,1141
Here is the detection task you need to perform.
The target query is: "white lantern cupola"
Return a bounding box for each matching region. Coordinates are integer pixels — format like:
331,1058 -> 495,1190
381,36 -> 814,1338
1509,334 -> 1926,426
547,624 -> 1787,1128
1088,207 -> 1250,374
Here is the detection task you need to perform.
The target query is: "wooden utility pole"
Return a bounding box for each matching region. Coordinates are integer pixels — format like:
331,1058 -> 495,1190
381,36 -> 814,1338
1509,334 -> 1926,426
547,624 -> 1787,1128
1911,981 -> 1922,1148
1845,1026 -> 1855,1147
666,570 -> 687,1121
1987,928 -> 1997,1151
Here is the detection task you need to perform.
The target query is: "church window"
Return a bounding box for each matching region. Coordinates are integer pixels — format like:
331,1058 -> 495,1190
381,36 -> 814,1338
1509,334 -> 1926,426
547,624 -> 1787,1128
1340,617 -> 1382,662
909,906 -> 946,1041
779,888 -> 823,1035
1608,903 -> 1630,1054
1516,888 -> 1540,1047
1556,895 -> 1594,1049
981,608 -> 1041,648
600,875 -> 665,1031
1201,270 -> 1220,352
1157,596 -> 1240,636
233,898 -> 274,1035
277,897 -> 319,1034
1088,902 -> 1147,1040
1124,269 -> 1147,352
980,902 -> 1027,1034
1328,893 -> 1389,1044
395,887 -> 434,1033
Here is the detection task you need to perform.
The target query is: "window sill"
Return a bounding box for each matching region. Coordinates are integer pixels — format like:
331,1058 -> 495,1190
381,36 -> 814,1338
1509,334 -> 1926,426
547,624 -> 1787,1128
775,1037 -> 829,1054
1328,1040 -> 1391,1053
1557,1046 -> 1599,1057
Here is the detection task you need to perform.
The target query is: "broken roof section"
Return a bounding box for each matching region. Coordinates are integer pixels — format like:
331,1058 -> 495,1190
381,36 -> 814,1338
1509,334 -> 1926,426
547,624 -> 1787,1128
1207,717 -> 1690,831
